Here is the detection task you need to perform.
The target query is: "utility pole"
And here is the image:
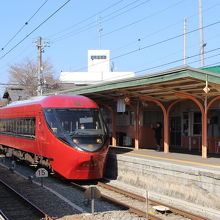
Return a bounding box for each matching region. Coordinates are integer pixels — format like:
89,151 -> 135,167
198,0 -> 205,67
37,36 -> 43,96
35,36 -> 50,96
183,18 -> 187,65
97,16 -> 103,49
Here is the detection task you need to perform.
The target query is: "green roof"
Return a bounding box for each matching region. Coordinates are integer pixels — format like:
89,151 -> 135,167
202,65 -> 220,74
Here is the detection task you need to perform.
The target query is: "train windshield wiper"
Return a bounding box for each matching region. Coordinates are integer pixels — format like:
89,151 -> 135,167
68,130 -> 88,136
68,129 -> 104,136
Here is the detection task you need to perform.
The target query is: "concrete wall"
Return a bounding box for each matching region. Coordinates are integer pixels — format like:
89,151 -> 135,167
105,153 -> 220,216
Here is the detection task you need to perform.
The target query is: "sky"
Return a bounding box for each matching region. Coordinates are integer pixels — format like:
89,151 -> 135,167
0,0 -> 220,95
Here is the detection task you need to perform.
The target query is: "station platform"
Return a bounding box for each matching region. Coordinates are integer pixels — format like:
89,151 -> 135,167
109,146 -> 220,170
105,146 -> 220,219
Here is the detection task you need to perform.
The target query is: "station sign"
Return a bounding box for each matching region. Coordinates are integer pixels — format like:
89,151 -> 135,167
35,168 -> 48,178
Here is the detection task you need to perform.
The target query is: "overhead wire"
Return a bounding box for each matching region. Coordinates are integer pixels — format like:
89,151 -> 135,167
98,1 -> 220,56
92,47 -> 220,82
102,0 -> 186,38
53,0 -> 185,42
51,0 -> 151,42
48,0 -> 125,39
71,20 -> 220,73
2,0 -> 220,84
203,61 -> 220,68
188,52 -> 220,67
1,0 -> 49,51
0,0 -> 72,60
135,47 -> 220,74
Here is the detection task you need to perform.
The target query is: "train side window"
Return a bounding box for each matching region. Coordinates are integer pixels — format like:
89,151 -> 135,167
25,119 -> 28,134
6,120 -> 9,132
0,119 -> 3,132
15,119 -> 18,134
2,119 -> 6,132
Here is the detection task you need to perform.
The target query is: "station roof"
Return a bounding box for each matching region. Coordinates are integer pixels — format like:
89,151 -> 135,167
55,66 -> 220,105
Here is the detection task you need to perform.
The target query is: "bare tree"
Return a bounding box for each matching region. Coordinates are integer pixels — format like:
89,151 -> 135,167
8,58 -> 61,97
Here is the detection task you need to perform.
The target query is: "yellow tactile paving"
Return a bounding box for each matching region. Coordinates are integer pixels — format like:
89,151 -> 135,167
126,152 -> 220,169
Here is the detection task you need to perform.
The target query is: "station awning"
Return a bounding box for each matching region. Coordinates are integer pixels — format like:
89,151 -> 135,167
56,66 -> 220,105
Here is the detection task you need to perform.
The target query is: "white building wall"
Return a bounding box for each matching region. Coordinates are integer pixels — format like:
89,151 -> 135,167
59,50 -> 135,84
88,50 -> 110,73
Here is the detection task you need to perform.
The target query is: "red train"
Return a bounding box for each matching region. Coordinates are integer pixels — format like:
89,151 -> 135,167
0,95 -> 109,179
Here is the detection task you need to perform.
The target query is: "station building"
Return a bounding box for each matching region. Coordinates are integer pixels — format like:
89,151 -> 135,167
56,65 -> 220,159
60,50 -> 135,85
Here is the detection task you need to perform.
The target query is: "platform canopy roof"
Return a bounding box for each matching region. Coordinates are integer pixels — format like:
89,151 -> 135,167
55,66 -> 220,105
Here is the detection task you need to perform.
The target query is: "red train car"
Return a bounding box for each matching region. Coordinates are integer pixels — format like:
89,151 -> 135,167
0,95 -> 109,179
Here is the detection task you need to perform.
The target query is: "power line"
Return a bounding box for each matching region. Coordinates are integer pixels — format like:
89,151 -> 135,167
51,0 -> 220,47
71,20 -> 220,73
52,0 -> 151,43
0,0 -> 71,60
188,51 -> 220,67
135,47 -> 220,74
53,0 -> 184,43
1,0 -> 49,51
0,83 -> 21,86
203,61 -> 220,68
54,0 -> 220,54
102,0 -> 185,37
48,0 -> 125,39
111,1 -> 220,53
92,47 -> 220,82
104,0 -> 149,20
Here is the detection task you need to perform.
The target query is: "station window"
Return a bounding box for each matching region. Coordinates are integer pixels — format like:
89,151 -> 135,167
129,111 -> 134,126
143,110 -> 163,126
182,112 -> 189,136
193,112 -> 202,135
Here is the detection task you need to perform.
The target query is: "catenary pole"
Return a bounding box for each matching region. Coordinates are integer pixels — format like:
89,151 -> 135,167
183,18 -> 187,65
198,0 -> 205,67
37,36 -> 43,96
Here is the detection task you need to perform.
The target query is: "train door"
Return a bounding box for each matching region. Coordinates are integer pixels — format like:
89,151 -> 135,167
170,116 -> 181,149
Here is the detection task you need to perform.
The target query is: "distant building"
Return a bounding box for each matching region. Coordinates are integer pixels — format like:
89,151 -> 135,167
2,87 -> 29,104
60,50 -> 135,85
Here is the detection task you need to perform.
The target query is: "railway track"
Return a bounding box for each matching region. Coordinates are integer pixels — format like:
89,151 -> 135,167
97,182 -> 208,220
70,180 -> 208,220
0,179 -> 53,220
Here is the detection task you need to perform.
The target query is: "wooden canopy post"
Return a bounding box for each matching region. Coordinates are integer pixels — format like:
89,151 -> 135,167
135,102 -> 140,150
100,104 -> 116,147
176,92 -> 207,158
139,96 -> 169,153
111,108 -> 117,146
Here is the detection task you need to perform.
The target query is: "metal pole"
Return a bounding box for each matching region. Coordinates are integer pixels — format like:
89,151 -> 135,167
198,0 -> 205,67
91,187 -> 95,214
146,190 -> 149,219
37,36 -> 42,96
183,18 -> 187,65
98,16 -> 103,49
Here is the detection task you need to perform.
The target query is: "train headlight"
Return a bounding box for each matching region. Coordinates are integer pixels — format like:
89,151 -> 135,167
96,138 -> 102,144
73,139 -> 79,144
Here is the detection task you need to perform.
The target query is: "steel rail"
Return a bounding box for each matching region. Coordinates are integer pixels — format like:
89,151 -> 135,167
98,181 -> 146,201
97,181 -> 208,220
0,179 -> 55,220
70,181 -> 162,219
0,210 -> 9,220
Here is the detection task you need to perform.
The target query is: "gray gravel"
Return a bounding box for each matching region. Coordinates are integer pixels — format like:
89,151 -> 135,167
0,156 -> 147,219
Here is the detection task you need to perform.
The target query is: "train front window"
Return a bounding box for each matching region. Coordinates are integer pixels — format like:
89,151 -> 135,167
43,108 -> 108,152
